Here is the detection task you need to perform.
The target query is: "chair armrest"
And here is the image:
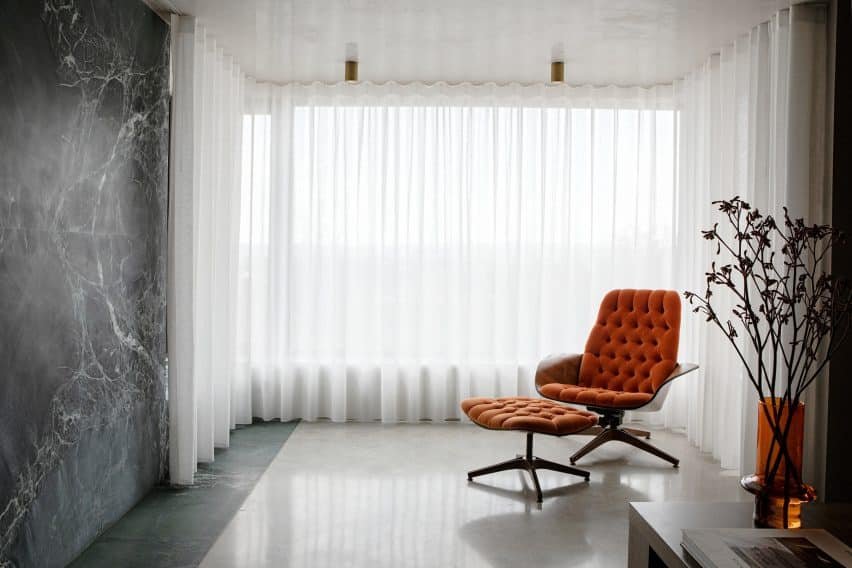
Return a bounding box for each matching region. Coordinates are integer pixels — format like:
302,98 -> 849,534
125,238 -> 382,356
535,353 -> 583,390
664,362 -> 699,384
653,362 -> 699,394
639,362 -> 700,412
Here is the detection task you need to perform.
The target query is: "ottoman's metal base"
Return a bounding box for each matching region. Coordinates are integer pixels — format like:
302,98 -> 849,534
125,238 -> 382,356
467,432 -> 590,503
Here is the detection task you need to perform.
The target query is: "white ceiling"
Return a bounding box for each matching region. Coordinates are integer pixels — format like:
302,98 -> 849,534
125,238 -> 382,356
162,0 -> 793,86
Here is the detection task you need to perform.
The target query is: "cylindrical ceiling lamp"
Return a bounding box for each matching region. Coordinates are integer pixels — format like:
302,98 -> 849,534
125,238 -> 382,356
551,60 -> 565,83
345,60 -> 359,82
344,42 -> 359,82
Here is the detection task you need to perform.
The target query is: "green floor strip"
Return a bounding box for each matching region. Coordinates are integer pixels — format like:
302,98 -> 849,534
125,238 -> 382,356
69,420 -> 299,568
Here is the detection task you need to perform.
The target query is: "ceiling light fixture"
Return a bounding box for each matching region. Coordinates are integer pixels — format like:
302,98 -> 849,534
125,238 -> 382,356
551,60 -> 565,83
345,42 -> 359,83
345,60 -> 359,82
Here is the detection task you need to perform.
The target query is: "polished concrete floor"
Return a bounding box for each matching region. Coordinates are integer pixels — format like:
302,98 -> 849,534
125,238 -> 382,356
201,422 -> 748,568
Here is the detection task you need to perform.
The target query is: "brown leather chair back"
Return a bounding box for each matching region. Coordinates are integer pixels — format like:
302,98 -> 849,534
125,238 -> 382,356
578,290 -> 681,395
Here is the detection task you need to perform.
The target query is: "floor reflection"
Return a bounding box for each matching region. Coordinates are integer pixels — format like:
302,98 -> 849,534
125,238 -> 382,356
201,422 -> 748,567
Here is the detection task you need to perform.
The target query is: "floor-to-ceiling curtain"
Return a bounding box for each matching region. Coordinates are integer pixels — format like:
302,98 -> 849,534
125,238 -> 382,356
170,6 -> 828,484
668,4 -> 829,474
235,5 -> 828,476
237,82 -> 680,423
169,16 -> 245,484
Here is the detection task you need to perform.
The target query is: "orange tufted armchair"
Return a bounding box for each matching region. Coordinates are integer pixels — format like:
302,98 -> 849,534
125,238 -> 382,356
536,289 -> 698,467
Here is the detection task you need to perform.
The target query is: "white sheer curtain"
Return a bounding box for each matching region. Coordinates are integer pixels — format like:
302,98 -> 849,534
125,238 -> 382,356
170,6 -> 828,483
237,82 -> 679,423
665,4 -> 829,473
235,5 -> 828,476
168,17 -> 245,484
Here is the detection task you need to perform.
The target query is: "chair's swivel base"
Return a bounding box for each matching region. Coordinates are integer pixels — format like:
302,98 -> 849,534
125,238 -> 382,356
569,427 -> 679,468
467,432 -> 590,503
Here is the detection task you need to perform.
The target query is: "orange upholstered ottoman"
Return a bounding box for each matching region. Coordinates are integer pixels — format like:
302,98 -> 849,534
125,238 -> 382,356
461,396 -> 598,503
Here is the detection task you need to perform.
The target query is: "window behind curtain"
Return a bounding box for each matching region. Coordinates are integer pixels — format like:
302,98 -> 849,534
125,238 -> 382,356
240,104 -> 677,366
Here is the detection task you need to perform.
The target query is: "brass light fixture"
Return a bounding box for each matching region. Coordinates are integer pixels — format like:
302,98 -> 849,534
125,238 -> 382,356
345,60 -> 359,82
551,61 -> 565,83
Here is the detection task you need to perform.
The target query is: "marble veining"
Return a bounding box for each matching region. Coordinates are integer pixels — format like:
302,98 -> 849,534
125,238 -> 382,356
0,0 -> 169,565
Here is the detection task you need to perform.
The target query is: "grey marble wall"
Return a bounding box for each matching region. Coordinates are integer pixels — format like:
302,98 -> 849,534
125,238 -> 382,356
0,0 -> 169,566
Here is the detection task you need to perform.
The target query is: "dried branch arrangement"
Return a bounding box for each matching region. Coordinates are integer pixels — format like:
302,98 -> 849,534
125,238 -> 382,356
684,197 -> 852,518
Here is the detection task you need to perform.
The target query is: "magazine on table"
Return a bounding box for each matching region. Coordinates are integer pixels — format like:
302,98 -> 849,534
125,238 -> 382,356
681,528 -> 852,567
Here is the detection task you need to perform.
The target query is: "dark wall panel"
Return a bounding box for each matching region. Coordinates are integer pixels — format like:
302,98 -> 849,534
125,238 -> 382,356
827,0 -> 852,504
0,0 -> 169,565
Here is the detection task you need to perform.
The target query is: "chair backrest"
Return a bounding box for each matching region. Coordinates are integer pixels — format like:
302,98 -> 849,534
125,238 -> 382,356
578,290 -> 681,394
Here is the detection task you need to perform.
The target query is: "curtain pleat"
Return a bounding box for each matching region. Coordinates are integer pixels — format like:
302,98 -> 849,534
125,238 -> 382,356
169,18 -> 245,482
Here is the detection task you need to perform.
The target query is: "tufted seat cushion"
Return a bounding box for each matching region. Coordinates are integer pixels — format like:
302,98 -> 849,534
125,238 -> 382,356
538,290 -> 681,409
461,397 -> 598,436
537,384 -> 653,408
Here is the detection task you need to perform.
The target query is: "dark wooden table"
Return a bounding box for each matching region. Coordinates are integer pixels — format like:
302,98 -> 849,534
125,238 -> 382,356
628,501 -> 852,567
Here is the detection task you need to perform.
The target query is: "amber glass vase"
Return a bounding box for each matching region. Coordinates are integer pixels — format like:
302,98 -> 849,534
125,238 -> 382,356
740,398 -> 815,528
